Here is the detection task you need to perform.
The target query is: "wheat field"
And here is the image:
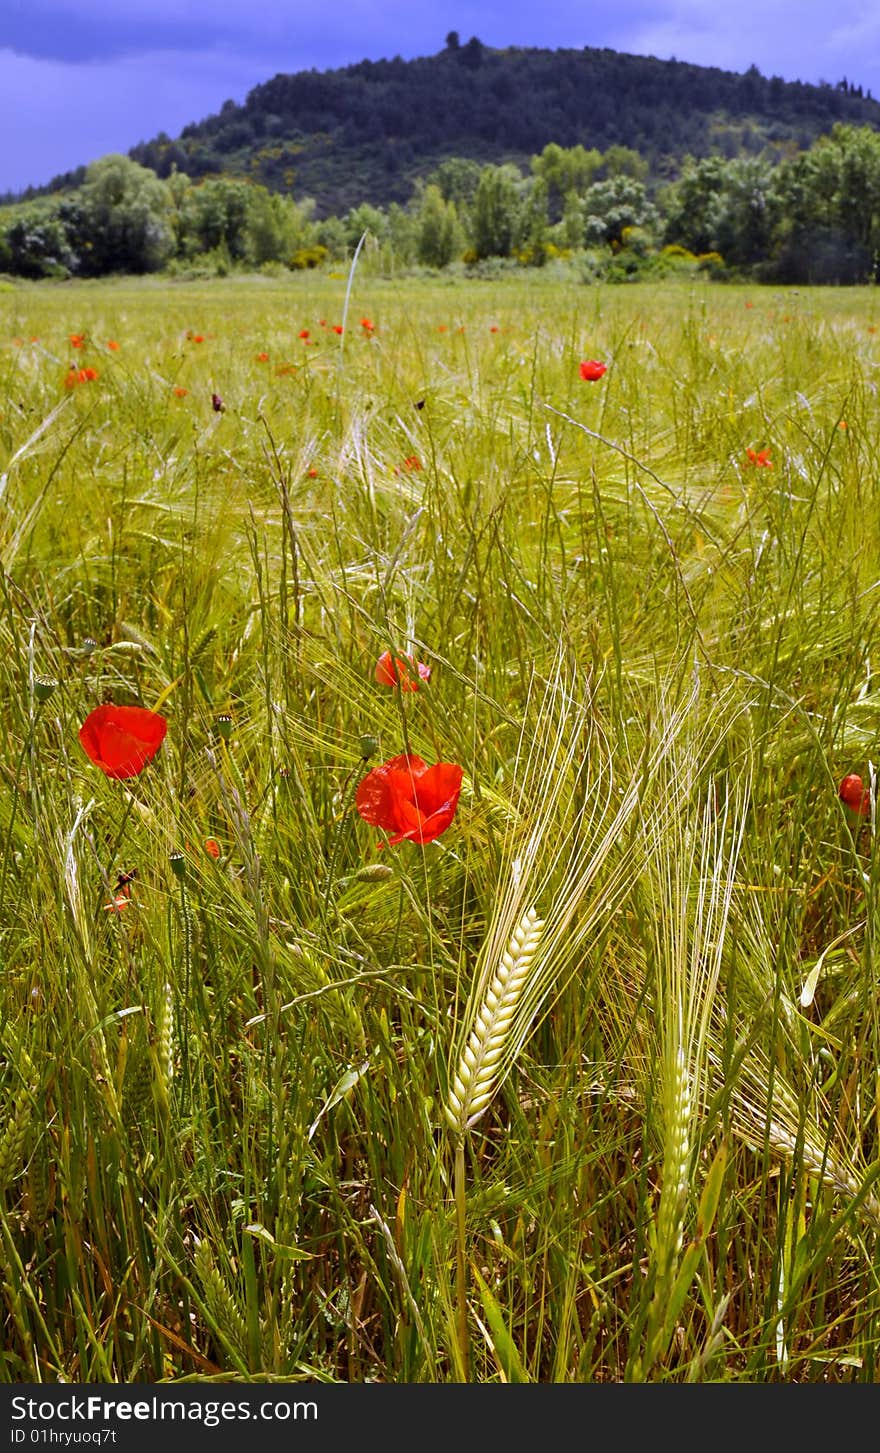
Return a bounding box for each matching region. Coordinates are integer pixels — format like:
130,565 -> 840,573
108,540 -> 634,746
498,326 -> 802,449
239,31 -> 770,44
1,269 -> 879,1382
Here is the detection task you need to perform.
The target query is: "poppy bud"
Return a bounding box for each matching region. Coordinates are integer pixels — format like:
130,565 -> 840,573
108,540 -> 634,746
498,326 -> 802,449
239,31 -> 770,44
839,773 -> 871,816
215,714 -> 233,740
169,851 -> 186,881
33,676 -> 58,702
359,734 -> 380,760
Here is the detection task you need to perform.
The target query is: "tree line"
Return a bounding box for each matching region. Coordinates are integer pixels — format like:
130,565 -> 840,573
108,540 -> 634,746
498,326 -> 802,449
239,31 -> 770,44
2,123 -> 879,285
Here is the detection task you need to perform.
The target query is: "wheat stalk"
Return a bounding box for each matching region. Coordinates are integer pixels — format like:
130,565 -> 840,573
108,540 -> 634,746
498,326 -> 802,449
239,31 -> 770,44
445,907 -> 545,1135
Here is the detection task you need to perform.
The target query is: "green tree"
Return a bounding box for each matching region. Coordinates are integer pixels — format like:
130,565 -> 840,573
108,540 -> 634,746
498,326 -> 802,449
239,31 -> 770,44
71,154 -> 173,273
416,184 -> 460,267
582,176 -> 658,249
470,163 -> 523,258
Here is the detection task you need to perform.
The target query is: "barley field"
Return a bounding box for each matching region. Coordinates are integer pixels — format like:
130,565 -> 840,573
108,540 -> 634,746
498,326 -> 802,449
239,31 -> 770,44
1,270 -> 880,1383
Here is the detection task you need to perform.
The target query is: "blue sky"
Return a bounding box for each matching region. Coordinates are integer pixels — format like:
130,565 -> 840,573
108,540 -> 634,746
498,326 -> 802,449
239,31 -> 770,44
1,0 -> 879,194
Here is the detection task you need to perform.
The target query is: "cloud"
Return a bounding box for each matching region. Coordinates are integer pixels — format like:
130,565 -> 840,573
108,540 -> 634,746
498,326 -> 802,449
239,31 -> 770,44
0,46 -> 278,192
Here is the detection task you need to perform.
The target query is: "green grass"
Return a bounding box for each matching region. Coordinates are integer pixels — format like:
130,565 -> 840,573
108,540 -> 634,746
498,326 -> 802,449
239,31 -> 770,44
2,271 -> 880,1383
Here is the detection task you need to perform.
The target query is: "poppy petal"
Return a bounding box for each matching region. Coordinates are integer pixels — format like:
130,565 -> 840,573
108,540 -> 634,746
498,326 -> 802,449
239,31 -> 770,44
79,704 -> 167,780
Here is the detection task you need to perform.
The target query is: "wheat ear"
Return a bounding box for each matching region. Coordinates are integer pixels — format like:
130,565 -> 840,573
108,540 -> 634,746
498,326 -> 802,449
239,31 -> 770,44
445,906 -> 545,1135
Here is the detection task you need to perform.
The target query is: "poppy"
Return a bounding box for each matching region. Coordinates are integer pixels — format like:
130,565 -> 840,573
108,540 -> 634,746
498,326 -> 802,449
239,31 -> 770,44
299,329 -> 310,340
79,703 -> 167,780
204,837 -> 221,859
839,773 -> 871,816
103,893 -> 131,913
256,351 -> 269,362
172,385 -> 188,398
374,650 -> 431,691
745,448 -> 772,468
360,317 -> 375,332
579,359 -> 607,381
332,325 -> 344,335
355,753 -> 463,848
402,455 -> 422,471
106,340 -> 120,351
307,466 -> 319,477
64,367 -> 98,388
189,333 -> 205,344
489,325 -> 499,333
70,333 -> 85,348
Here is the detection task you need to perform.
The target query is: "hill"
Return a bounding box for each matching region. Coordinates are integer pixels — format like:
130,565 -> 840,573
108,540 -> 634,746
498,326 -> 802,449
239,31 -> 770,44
47,38 -> 880,216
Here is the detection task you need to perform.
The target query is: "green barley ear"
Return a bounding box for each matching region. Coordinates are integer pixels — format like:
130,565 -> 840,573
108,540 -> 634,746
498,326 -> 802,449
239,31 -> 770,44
193,1238 -> 249,1363
0,1087 -> 31,1195
445,906 -> 545,1135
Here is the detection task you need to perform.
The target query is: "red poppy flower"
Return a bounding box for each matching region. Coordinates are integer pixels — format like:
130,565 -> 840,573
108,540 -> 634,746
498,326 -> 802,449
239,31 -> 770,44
438,324 -> 448,333
173,385 -> 188,397
106,340 -> 120,351
64,367 -> 98,388
332,325 -> 344,335
70,333 -> 85,348
360,317 -> 374,332
745,448 -> 773,468
489,325 -> 499,333
374,650 -> 431,691
299,329 -> 310,339
103,892 -> 131,913
79,704 -> 168,780
402,455 -> 422,471
839,773 -> 871,816
307,466 -> 319,477
189,333 -> 205,344
204,837 -> 221,859
256,351 -> 269,362
355,753 -> 463,847
579,359 -> 607,381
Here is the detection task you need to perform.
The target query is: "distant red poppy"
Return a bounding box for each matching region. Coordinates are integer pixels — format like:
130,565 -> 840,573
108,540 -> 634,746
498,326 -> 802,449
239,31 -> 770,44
70,333 -> 85,348
172,385 -> 188,397
839,773 -> 871,816
489,325 -> 499,333
402,455 -> 422,471
275,364 -> 297,376
360,317 -> 375,332
745,448 -> 773,468
189,333 -> 205,344
103,892 -> 131,913
579,359 -> 607,381
307,466 -> 319,477
79,704 -> 168,780
106,339 -> 120,351
374,650 -> 431,691
256,351 -> 269,361
332,325 -> 344,335
204,837 -> 221,859
64,367 -> 99,388
438,324 -> 448,333
355,753 -> 463,847
299,329 -> 310,340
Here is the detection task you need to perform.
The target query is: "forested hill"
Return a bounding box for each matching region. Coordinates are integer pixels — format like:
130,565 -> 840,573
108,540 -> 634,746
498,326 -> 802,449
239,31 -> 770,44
55,37 -> 880,215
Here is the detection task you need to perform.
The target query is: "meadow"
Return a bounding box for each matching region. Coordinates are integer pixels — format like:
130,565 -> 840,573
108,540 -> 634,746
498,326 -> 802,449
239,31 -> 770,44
1,269 -> 880,1383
